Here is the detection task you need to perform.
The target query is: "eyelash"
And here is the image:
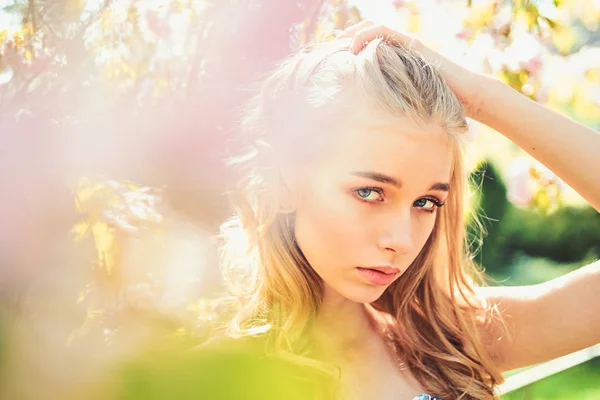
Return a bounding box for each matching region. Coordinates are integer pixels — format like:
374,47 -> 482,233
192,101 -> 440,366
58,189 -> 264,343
352,187 -> 445,213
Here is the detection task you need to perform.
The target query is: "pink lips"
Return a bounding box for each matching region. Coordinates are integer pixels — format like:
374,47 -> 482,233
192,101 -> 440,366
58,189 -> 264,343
356,266 -> 400,286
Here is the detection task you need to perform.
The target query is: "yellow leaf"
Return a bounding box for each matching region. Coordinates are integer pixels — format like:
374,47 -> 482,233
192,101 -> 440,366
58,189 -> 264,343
465,1 -> 496,29
91,221 -> 119,276
127,182 -> 141,192
573,95 -> 600,123
585,68 -> 600,84
21,22 -> 34,36
518,70 -> 529,85
406,13 -> 421,33
0,30 -> 8,44
552,27 -> 578,54
72,220 -> 91,241
64,0 -> 84,19
75,178 -> 110,212
13,33 -> 24,50
534,188 -> 550,212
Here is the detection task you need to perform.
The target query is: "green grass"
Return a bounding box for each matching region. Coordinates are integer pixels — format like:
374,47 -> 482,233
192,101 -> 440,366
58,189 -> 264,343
501,358 -> 600,400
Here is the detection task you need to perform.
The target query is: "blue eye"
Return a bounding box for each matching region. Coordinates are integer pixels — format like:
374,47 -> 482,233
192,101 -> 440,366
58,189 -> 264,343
354,187 -> 384,203
353,188 -> 445,212
414,197 -> 444,213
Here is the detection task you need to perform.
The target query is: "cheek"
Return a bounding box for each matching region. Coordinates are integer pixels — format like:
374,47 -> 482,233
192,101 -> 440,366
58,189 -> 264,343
408,213 -> 438,265
293,186 -> 363,268
415,215 -> 436,253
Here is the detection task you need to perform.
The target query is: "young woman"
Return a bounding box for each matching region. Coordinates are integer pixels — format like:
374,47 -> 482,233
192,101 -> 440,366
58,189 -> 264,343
213,21 -> 600,400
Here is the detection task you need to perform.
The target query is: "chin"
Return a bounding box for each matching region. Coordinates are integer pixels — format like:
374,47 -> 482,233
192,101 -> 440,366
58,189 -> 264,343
340,284 -> 388,304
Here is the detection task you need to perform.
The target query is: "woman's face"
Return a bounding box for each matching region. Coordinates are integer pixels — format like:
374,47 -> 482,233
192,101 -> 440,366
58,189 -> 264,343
292,107 -> 453,304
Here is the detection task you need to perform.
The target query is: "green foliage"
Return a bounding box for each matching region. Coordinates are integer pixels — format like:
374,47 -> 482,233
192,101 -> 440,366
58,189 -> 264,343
469,160 -> 600,278
501,206 -> 600,264
502,358 -> 600,400
468,160 -> 510,273
117,343 -> 328,400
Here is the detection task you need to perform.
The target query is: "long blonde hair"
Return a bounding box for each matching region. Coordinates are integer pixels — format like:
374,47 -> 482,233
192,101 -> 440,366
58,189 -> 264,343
218,37 -> 504,399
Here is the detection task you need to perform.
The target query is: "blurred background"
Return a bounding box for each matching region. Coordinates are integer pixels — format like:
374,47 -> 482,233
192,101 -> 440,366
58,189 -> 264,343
0,0 -> 598,399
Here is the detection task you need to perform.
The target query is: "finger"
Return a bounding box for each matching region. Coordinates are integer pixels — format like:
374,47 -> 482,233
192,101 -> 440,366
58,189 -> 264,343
330,19 -> 358,37
339,20 -> 375,38
349,25 -> 415,54
336,19 -> 375,39
349,25 -> 408,53
344,19 -> 359,29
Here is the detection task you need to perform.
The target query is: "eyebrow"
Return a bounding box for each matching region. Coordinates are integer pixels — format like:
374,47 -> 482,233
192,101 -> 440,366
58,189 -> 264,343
350,171 -> 450,192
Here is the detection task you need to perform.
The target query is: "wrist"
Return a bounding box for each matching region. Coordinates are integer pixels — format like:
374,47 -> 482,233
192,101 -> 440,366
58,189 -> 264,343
467,74 -> 504,123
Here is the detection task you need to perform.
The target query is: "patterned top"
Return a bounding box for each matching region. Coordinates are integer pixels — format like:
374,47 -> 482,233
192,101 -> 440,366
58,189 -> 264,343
412,395 -> 441,400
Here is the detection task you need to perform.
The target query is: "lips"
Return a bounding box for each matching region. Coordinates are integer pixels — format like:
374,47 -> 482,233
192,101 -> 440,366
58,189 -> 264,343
360,266 -> 400,274
356,266 -> 400,286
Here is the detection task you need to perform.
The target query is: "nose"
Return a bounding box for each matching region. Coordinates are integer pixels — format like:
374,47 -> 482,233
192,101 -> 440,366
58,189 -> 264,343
377,209 -> 414,255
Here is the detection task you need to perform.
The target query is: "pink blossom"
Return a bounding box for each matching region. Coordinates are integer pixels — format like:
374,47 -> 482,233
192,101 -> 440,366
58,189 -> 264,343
506,157 -> 534,207
145,10 -> 170,38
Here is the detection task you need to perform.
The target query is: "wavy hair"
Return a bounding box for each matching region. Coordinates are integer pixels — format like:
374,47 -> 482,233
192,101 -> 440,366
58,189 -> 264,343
217,37 -> 505,399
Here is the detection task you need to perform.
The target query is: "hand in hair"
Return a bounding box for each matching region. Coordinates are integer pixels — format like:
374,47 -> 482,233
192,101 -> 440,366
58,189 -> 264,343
338,20 -> 600,213
336,20 -> 489,120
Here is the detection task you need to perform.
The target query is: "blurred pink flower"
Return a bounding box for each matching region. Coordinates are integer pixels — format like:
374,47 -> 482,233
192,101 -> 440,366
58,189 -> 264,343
456,29 -> 470,40
525,54 -> 543,76
506,157 -> 534,207
504,34 -> 543,76
145,10 -> 170,37
506,157 -> 568,207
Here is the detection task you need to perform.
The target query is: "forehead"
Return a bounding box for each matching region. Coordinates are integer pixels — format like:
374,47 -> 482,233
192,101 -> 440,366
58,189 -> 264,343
317,110 -> 453,186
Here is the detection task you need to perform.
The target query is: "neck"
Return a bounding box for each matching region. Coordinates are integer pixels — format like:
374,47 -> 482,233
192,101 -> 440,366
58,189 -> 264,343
309,284 -> 376,362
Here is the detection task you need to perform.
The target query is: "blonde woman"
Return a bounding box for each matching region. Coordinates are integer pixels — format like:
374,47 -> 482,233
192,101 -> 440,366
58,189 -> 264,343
213,22 -> 600,400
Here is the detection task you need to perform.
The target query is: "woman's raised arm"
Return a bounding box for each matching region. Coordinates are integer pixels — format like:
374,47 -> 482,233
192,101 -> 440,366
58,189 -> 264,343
340,21 -> 600,372
475,78 -> 600,212
477,261 -> 600,372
